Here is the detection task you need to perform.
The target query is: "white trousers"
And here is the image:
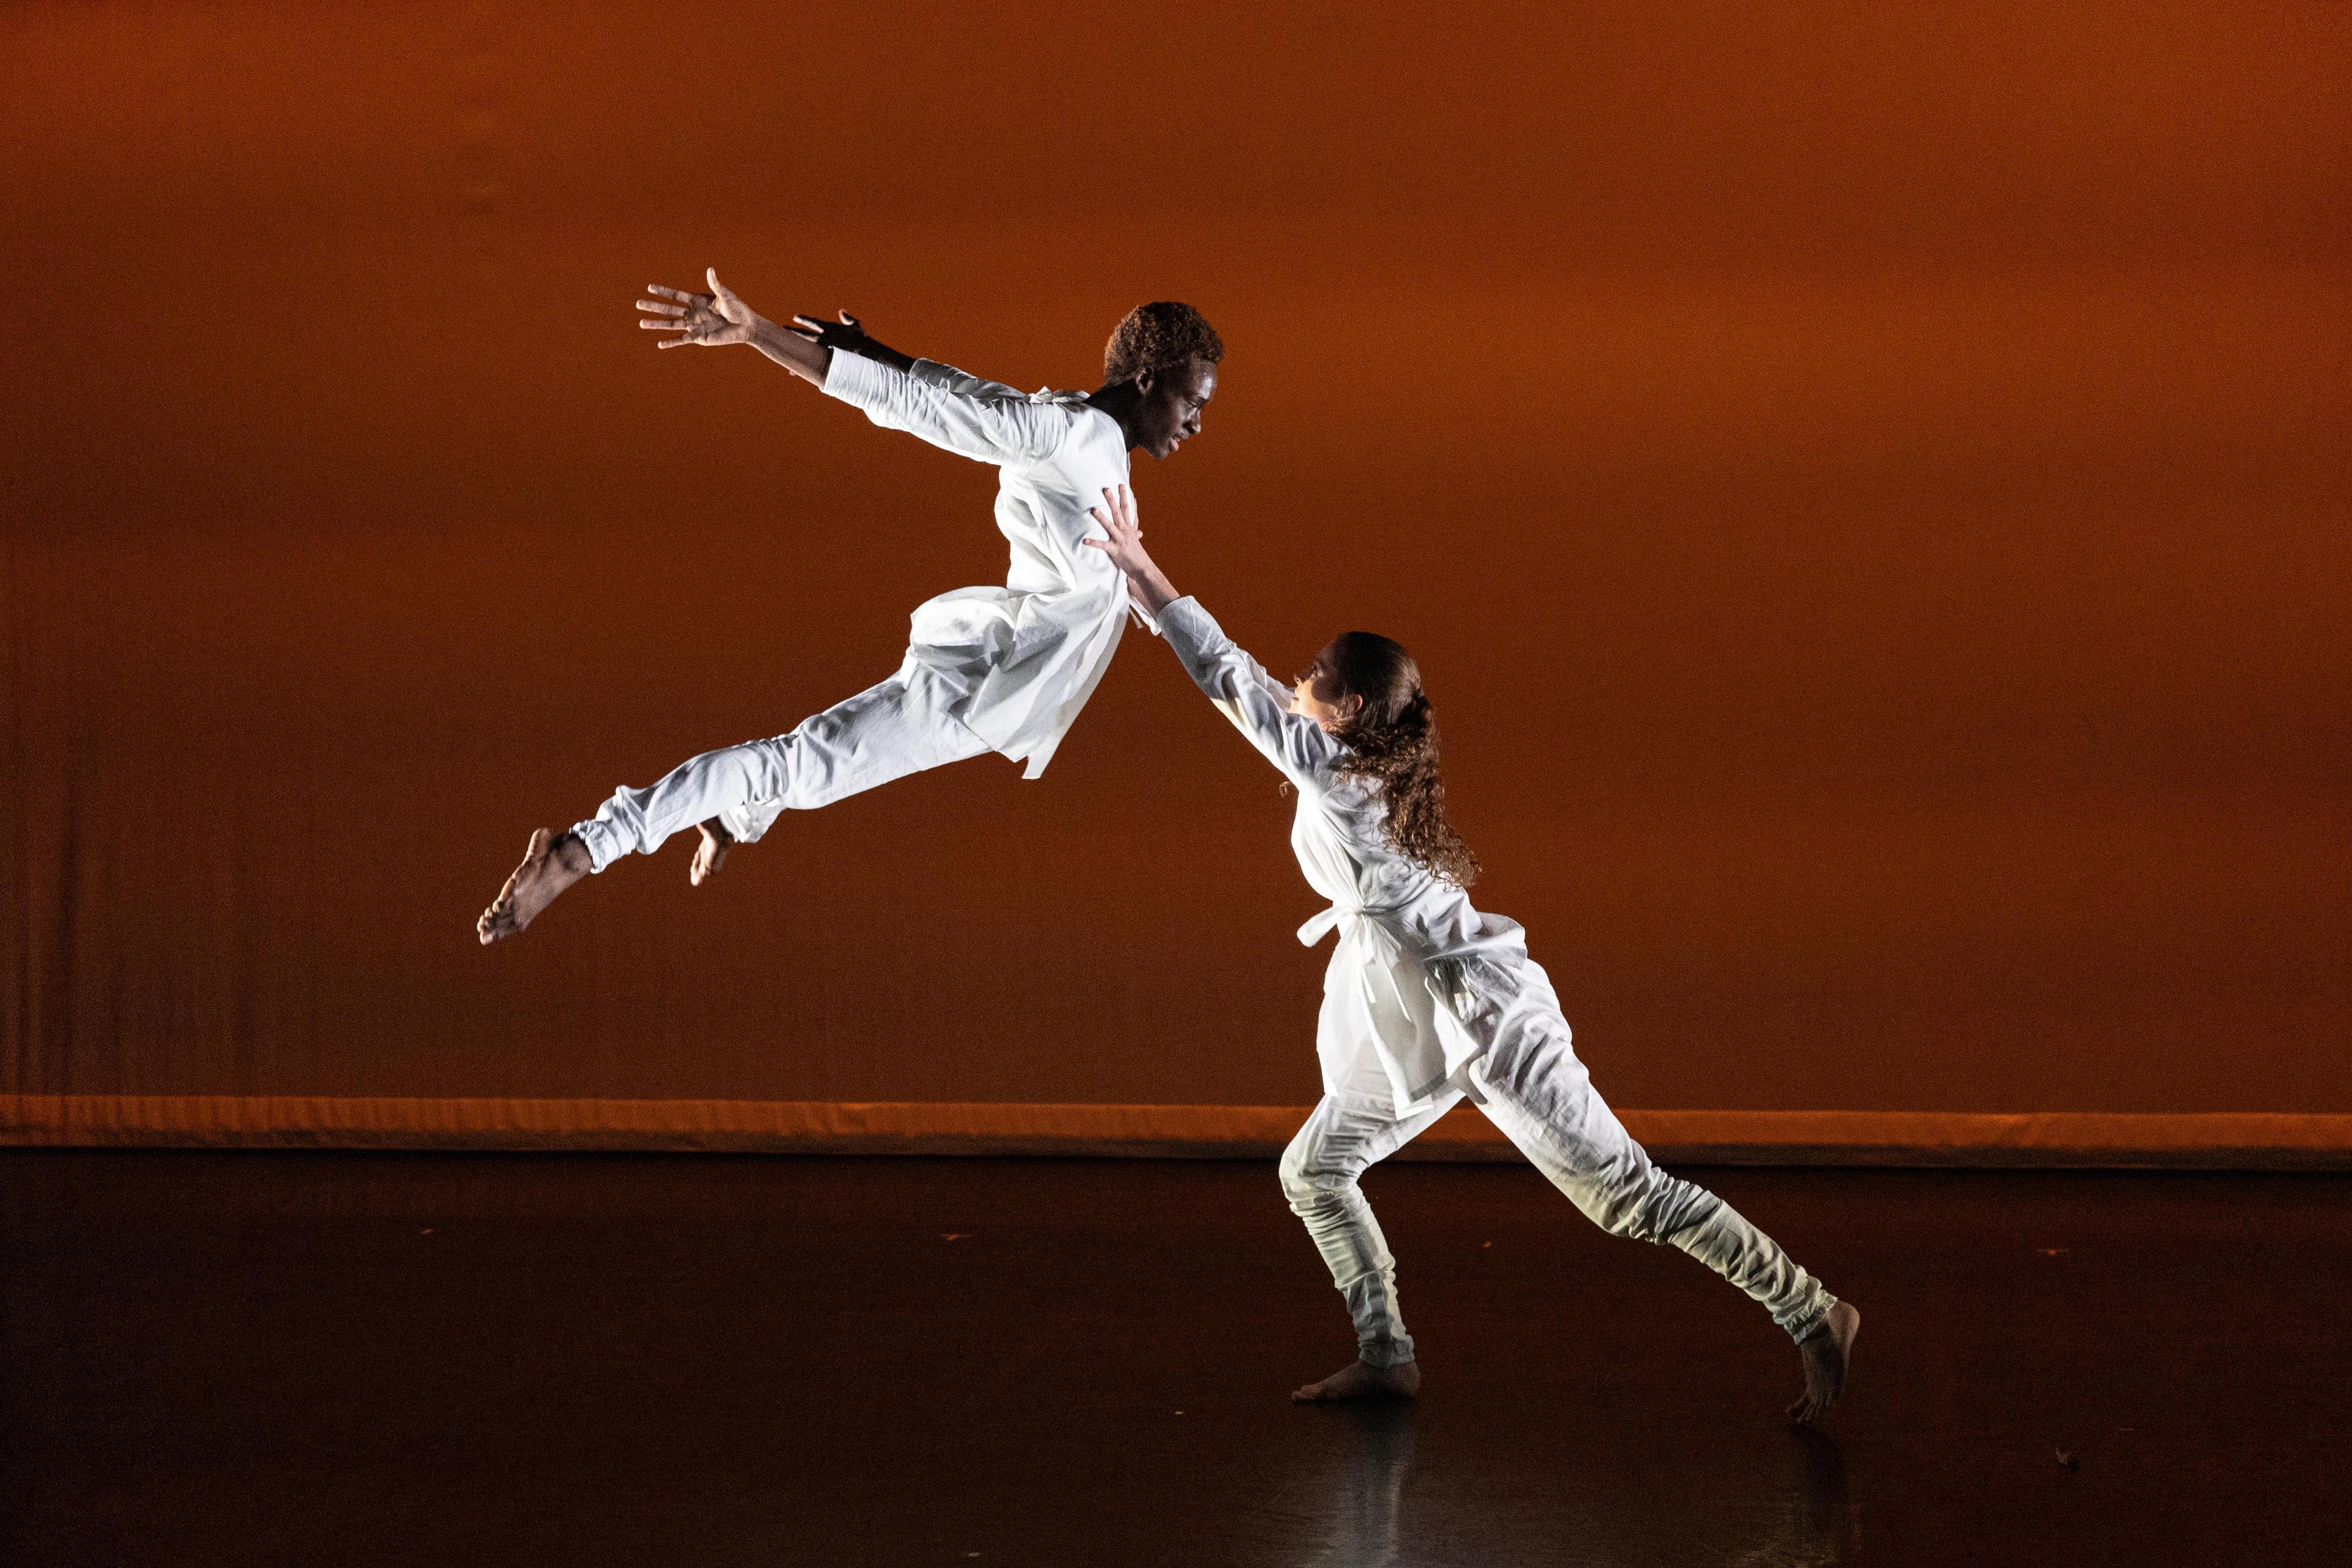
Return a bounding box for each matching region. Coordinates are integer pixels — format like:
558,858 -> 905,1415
571,663 -> 993,872
1281,1023 -> 1835,1370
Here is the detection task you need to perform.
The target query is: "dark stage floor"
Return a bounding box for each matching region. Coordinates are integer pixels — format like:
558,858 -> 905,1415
3,1153 -> 2346,1566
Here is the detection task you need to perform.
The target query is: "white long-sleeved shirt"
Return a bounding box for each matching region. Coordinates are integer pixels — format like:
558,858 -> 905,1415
1158,596 -> 1569,1115
821,352 -> 1152,778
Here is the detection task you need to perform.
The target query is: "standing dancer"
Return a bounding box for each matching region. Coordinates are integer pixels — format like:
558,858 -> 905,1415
1081,486 -> 1859,1420
477,274 -> 1221,942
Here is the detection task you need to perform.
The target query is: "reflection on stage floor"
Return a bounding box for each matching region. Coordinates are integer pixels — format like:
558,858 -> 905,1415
4,1153 -> 2345,1566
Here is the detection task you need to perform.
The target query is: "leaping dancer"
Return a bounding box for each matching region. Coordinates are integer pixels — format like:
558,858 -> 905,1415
1080,483 -> 1860,1419
477,274 -> 1221,942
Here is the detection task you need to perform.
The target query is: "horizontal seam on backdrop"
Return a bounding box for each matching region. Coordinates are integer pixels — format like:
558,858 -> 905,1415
4,1097 -> 2351,1169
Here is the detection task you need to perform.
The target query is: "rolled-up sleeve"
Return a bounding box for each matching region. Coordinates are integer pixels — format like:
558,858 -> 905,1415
823,353 -> 1065,466
1158,597 -> 1340,786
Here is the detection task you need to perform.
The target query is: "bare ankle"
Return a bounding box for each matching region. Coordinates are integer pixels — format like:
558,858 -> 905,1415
549,831 -> 592,873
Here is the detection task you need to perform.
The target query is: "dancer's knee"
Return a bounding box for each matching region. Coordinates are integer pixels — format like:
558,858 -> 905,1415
1577,1170 -> 1719,1247
1573,1182 -> 1651,1240
1277,1141 -> 1320,1208
1278,1140 -> 1356,1216
699,740 -> 796,813
712,741 -> 777,791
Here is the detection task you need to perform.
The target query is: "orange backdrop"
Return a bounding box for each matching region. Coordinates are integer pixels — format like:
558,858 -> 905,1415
4,0 -> 2346,1119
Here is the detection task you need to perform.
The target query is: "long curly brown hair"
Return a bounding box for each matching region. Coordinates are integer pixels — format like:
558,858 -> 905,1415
1319,631 -> 1480,887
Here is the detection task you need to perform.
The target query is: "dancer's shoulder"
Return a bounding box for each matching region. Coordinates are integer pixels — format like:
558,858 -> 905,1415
1028,398 -> 1131,471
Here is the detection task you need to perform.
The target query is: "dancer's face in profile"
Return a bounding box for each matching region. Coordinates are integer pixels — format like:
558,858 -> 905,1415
1291,644 -> 1365,733
1133,358 -> 1218,459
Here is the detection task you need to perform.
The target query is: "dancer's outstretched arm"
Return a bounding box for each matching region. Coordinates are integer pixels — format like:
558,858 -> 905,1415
782,309 -> 916,374
638,269 -> 1065,467
1085,486 -> 1341,790
788,310 -> 1027,402
637,275 -> 919,375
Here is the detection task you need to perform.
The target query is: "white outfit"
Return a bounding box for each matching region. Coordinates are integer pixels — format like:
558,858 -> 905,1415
573,350 -> 1149,872
1156,596 -> 1836,1368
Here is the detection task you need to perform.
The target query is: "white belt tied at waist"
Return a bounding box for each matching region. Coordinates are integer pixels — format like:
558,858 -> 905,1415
1295,901 -> 1411,949
1297,902 -> 1419,1019
1298,900 -> 1485,1111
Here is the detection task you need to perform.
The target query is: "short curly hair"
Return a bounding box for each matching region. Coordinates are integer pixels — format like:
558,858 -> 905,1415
1102,301 -> 1224,385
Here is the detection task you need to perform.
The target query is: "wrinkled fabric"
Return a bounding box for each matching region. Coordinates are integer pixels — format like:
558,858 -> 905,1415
1286,1030 -> 1836,1366
572,663 -> 989,871
1159,596 -> 1835,1357
1156,596 -> 1531,1116
820,353 -> 1155,780
571,349 -> 1152,870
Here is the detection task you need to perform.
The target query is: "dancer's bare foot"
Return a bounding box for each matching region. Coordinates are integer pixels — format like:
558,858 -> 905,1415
1788,1301 -> 1860,1423
1291,1359 -> 1421,1404
475,829 -> 592,944
689,818 -> 734,886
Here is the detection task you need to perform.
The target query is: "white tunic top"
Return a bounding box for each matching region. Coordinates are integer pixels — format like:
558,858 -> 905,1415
822,351 -> 1153,778
1158,596 -> 1570,1116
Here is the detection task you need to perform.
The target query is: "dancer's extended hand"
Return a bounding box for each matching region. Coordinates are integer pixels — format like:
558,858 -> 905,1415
1084,485 -> 1182,614
636,268 -> 761,349
1085,484 -> 1147,570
